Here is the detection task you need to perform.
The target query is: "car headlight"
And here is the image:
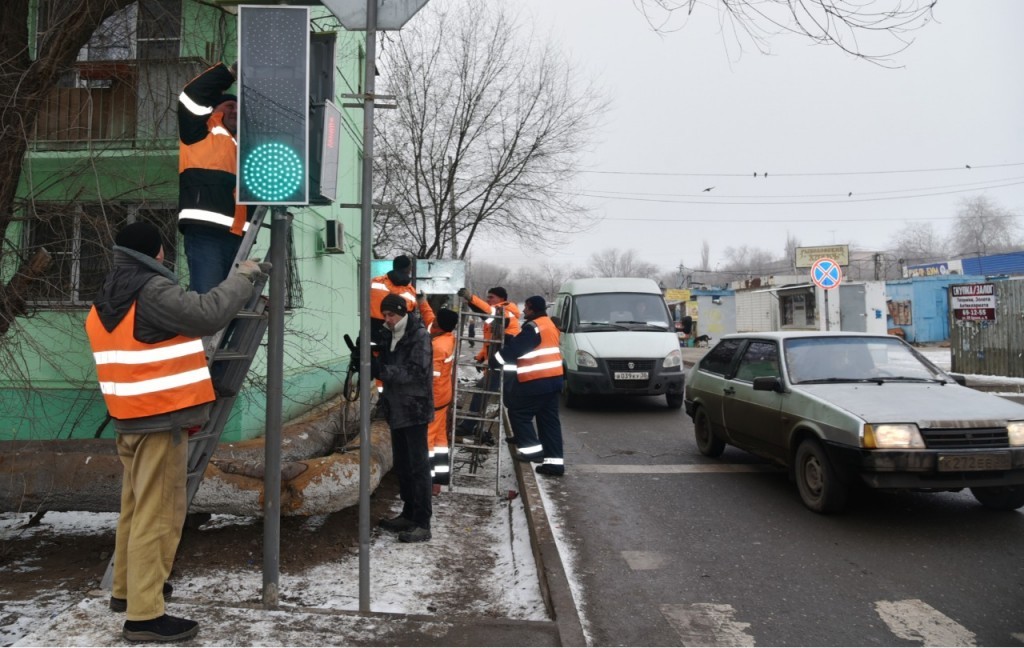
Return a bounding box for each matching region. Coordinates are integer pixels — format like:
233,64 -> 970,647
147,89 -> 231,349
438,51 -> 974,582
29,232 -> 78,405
663,349 -> 682,369
576,349 -> 598,368
863,423 -> 925,449
1009,421 -> 1024,447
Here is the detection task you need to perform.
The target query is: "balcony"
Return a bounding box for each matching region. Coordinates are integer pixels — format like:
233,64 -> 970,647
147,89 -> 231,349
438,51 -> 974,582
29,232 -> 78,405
31,58 -> 207,150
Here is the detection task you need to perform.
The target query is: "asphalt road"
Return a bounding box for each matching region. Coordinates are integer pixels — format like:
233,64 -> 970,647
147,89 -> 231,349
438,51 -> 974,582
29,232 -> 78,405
540,393 -> 1024,647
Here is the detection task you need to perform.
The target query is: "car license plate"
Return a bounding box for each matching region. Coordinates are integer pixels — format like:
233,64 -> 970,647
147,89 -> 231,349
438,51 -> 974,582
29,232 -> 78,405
614,371 -> 648,380
937,452 -> 1011,472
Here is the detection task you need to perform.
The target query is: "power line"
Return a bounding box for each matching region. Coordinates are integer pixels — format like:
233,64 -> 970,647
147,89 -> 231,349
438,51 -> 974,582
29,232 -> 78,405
580,161 -> 1024,178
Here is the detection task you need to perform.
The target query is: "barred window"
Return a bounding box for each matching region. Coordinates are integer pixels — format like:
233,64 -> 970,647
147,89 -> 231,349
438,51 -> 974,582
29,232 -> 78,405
22,203 -> 178,306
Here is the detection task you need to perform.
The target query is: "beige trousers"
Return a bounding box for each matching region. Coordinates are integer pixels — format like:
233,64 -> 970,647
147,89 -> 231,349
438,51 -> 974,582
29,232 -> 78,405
112,430 -> 187,621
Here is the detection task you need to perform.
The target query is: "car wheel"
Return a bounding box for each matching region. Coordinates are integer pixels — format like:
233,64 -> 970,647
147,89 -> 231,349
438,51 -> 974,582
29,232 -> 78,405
794,438 -> 848,513
970,485 -> 1024,511
666,392 -> 684,409
693,407 -> 725,457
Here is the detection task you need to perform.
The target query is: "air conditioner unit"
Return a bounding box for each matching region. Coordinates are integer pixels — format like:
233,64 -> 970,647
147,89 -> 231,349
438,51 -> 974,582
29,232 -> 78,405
324,219 -> 344,253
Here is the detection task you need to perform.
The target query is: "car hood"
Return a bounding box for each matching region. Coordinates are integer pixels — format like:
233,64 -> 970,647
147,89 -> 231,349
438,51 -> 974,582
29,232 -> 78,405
568,330 -> 679,359
798,382 -> 1024,426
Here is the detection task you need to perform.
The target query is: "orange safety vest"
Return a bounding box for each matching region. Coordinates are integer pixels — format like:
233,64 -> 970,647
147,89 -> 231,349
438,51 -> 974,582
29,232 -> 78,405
467,294 -> 521,361
369,273 -> 435,326
85,303 -> 215,420
514,316 -> 563,383
178,94 -> 248,236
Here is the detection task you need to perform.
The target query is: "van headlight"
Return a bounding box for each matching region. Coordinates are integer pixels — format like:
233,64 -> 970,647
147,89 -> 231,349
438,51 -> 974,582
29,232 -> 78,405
576,350 -> 598,368
863,424 -> 925,449
663,349 -> 682,369
1009,422 -> 1024,446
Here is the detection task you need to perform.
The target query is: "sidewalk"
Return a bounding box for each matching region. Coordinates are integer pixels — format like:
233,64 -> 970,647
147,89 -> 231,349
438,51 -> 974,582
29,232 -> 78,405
3,441 -> 581,647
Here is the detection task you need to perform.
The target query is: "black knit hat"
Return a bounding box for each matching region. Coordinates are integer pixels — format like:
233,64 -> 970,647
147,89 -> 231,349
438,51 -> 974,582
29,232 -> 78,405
214,94 -> 237,108
436,308 -> 458,332
115,222 -> 162,259
393,255 -> 412,271
488,286 -> 507,301
381,293 -> 408,316
525,296 -> 547,313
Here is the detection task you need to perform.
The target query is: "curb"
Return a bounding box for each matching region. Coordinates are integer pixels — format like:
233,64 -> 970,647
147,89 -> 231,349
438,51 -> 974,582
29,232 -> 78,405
508,415 -> 587,647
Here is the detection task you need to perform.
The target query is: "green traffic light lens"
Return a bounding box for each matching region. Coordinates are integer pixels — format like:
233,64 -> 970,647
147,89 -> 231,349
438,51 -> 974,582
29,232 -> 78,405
243,142 -> 304,202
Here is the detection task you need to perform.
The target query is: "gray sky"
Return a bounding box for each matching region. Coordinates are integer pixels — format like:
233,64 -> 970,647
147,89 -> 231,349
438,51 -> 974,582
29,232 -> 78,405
477,0 -> 1024,275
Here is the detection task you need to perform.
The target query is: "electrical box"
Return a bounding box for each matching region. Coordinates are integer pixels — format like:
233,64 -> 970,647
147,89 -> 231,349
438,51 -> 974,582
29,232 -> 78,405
325,220 -> 344,253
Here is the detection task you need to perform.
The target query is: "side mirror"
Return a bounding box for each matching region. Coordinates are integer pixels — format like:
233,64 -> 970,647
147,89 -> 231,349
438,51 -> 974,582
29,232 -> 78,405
752,376 -> 784,393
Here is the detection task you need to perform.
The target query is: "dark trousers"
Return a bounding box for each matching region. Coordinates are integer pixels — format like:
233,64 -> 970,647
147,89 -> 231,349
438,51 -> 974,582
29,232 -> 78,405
507,388 -> 563,460
390,423 -> 432,529
183,225 -> 242,294
457,369 -> 504,435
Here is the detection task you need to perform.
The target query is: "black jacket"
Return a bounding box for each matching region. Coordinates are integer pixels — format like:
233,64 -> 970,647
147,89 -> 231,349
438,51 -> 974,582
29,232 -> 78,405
376,313 -> 434,429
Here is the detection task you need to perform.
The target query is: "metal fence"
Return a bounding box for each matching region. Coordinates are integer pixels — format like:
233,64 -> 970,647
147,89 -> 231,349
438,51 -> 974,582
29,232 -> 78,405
949,278 -> 1024,378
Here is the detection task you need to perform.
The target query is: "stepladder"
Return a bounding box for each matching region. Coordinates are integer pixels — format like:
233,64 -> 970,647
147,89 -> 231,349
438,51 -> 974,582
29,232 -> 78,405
101,207 -> 271,590
445,306 -> 507,496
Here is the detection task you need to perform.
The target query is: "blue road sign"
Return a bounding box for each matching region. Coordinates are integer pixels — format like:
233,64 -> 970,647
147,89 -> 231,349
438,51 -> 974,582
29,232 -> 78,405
811,257 -> 843,290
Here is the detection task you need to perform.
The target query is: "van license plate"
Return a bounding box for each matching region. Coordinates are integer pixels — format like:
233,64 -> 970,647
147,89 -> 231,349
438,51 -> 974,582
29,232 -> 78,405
614,371 -> 648,380
937,453 -> 1010,472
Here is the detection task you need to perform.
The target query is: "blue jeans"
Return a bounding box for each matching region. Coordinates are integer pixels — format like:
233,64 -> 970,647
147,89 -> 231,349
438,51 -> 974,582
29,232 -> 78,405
183,226 -> 242,294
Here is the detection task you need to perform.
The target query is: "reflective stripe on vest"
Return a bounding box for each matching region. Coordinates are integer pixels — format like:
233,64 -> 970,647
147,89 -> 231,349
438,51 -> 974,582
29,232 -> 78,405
178,209 -> 250,232
85,304 -> 214,419
514,317 -> 563,383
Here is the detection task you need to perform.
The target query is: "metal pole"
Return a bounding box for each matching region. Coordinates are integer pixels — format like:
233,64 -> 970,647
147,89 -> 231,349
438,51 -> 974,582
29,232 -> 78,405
263,206 -> 288,607
357,0 -> 378,614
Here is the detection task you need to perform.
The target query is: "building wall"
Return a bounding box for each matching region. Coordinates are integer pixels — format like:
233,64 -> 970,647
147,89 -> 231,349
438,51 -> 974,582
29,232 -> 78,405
0,3 -> 365,442
884,275 -> 987,343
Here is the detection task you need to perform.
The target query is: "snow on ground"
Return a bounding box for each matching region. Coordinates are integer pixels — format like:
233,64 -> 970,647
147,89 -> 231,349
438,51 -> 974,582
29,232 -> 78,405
0,443 -> 547,646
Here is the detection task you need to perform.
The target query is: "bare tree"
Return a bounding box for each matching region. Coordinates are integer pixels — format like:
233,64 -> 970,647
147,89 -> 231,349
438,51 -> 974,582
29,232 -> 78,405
783,233 -> 800,271
947,195 -> 1022,258
587,248 -> 662,278
632,0 -> 936,65
0,0 -> 139,336
373,0 -> 606,261
721,245 -> 783,276
892,221 -> 949,266
699,240 -> 711,271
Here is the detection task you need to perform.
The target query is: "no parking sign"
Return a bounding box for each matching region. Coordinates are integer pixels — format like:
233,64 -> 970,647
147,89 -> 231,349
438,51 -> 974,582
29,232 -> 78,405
810,257 -> 843,290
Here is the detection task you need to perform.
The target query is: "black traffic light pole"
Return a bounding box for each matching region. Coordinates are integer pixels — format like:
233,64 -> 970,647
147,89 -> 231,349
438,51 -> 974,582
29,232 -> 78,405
357,0 -> 378,614
264,206 -> 288,607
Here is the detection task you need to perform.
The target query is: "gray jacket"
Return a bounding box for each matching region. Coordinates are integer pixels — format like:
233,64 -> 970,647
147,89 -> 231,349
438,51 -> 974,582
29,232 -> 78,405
91,246 -> 254,434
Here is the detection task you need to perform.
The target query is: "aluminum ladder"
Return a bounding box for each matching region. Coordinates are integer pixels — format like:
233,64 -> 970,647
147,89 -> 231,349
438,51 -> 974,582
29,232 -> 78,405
445,307 -> 506,496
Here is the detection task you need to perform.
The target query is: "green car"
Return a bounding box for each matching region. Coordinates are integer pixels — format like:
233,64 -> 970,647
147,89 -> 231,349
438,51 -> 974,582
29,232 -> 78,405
684,332 -> 1024,513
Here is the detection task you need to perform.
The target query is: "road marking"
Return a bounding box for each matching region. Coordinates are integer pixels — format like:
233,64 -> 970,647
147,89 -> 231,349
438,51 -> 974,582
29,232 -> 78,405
1012,633 -> 1024,643
660,603 -> 755,647
575,463 -> 775,474
875,599 -> 976,646
621,550 -> 670,570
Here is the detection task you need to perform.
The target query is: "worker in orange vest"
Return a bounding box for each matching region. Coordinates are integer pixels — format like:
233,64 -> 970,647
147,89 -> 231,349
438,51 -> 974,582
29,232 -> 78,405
428,309 -> 458,492
369,255 -> 435,342
494,296 -> 565,476
85,222 -> 264,641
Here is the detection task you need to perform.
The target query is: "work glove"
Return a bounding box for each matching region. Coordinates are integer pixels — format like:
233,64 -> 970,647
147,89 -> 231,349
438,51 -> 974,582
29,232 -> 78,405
457,287 -> 469,300
236,258 -> 265,283
369,355 -> 381,380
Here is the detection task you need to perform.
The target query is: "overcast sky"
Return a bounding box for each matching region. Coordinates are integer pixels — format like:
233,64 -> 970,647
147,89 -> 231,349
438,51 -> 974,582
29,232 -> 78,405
473,0 -> 1024,277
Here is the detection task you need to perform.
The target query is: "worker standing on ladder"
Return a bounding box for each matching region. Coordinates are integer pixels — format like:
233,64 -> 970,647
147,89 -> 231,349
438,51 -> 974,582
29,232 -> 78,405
428,308 -> 459,492
85,222 -> 264,642
494,296 -> 566,477
454,286 -> 521,443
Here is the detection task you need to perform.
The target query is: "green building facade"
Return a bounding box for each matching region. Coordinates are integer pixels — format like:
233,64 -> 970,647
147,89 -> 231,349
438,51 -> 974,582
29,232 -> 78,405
1,0 -> 365,442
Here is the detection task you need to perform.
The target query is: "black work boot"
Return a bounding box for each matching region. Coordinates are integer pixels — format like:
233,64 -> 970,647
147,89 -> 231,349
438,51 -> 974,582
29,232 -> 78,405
122,614 -> 198,642
536,463 -> 565,476
378,515 -> 417,532
398,526 -> 432,543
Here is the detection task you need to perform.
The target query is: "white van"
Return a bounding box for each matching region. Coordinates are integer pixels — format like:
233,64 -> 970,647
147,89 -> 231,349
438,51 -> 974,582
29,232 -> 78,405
553,277 -> 684,409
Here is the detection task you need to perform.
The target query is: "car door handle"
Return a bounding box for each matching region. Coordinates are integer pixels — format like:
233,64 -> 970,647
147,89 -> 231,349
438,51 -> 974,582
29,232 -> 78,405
723,387 -> 735,396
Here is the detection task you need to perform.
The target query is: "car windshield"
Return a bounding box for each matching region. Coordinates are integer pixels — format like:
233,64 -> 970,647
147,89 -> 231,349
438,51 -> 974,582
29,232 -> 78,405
783,336 -> 946,385
573,292 -> 672,331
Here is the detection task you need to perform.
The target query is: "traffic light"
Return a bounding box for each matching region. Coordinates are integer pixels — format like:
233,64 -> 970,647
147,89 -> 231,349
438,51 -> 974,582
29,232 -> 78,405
237,6 -> 310,205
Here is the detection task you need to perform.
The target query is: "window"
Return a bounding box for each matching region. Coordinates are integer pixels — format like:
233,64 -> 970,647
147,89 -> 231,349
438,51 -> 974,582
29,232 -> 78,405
734,340 -> 780,382
22,203 -> 178,306
780,290 -> 816,328
37,0 -> 180,64
137,0 -> 182,60
699,339 -> 743,376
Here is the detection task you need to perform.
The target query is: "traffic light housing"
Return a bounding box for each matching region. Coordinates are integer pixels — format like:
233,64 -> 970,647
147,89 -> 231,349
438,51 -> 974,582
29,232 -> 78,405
237,6 -> 310,205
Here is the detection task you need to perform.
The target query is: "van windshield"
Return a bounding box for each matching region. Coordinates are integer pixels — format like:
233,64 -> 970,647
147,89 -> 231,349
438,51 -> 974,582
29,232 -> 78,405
573,293 -> 672,331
